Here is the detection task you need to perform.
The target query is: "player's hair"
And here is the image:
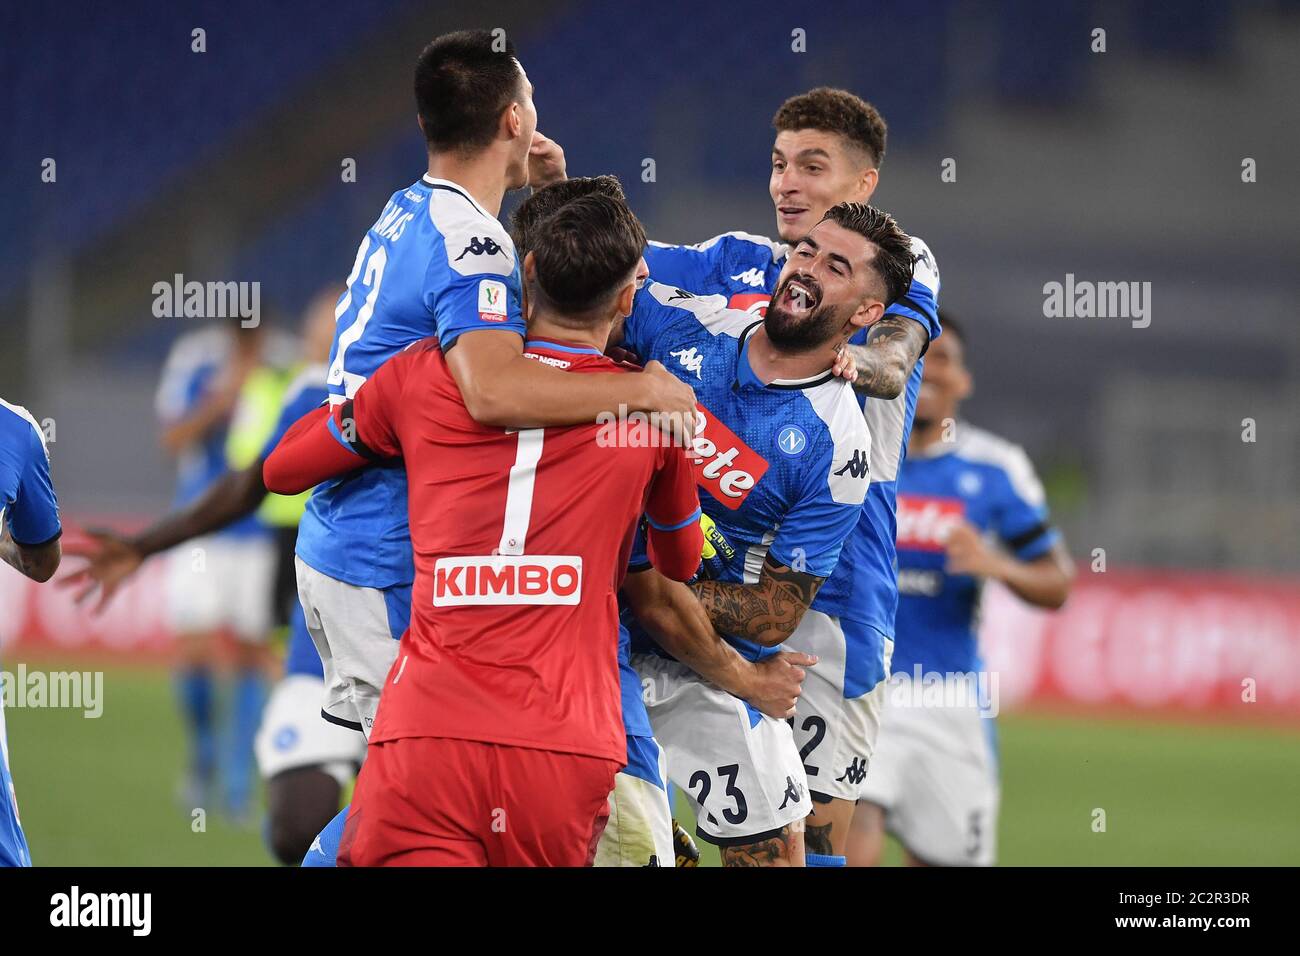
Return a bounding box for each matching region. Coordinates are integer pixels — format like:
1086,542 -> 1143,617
773,87 -> 888,168
414,30 -> 523,154
510,175 -> 627,256
820,202 -> 914,306
531,193 -> 646,319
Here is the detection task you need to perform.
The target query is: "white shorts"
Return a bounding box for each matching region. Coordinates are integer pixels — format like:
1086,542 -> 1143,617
594,734 -> 674,868
254,674 -> 368,785
858,684 -> 1001,866
166,534 -> 275,641
294,558 -> 407,738
633,653 -> 808,846
783,611 -> 893,802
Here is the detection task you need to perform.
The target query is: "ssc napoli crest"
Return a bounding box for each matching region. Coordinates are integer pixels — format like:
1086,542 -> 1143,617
776,425 -> 808,457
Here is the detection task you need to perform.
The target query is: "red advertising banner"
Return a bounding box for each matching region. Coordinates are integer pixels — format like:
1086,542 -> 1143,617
980,569 -> 1300,720
4,529 -> 1299,721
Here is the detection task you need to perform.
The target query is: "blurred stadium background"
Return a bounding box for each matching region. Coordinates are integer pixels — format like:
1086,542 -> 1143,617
1,0 -> 1297,865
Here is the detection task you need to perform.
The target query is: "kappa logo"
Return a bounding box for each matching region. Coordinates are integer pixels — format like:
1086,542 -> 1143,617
836,757 -> 868,786
455,236 -> 504,261
833,448 -> 869,480
730,268 -> 767,288
665,287 -> 695,304
433,554 -> 582,606
777,774 -> 804,810
691,406 -> 769,509
670,346 -> 704,379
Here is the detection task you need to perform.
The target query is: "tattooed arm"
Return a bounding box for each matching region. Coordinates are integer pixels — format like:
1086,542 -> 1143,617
690,554 -> 825,648
844,315 -> 929,400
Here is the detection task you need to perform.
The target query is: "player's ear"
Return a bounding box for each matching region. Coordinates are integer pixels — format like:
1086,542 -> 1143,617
856,165 -> 878,203
852,298 -> 884,330
501,100 -> 521,140
614,275 -> 637,319
523,250 -> 537,283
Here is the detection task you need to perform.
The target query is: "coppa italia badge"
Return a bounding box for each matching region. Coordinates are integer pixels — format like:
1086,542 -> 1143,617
477,278 -> 508,322
895,495 -> 964,551
691,405 -> 769,509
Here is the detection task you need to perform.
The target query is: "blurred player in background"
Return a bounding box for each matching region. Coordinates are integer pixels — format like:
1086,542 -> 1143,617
154,316 -> 286,817
632,87 -> 941,864
850,314 -> 1073,866
0,398 -> 63,866
266,193 -> 704,865
63,288 -> 363,863
616,203 -> 910,865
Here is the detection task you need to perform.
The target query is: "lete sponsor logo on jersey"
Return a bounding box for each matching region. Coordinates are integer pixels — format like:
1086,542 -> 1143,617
478,279 -> 508,323
728,292 -> 771,316
895,494 -> 965,551
691,405 -> 769,509
433,554 -> 583,606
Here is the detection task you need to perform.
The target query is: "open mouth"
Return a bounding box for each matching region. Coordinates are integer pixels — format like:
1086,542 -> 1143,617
777,206 -> 808,220
780,277 -> 820,315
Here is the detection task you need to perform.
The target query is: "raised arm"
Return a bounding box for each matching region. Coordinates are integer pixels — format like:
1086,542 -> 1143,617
844,314 -> 928,400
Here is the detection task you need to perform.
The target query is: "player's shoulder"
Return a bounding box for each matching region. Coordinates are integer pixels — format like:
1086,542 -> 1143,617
423,178 -> 516,279
162,327 -> 229,371
0,397 -> 49,459
953,422 -> 1044,505
906,233 -> 939,295
799,379 -> 871,505
681,230 -> 787,262
641,281 -> 756,339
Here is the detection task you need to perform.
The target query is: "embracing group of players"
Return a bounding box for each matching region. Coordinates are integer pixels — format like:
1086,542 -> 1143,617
37,27 -> 1073,868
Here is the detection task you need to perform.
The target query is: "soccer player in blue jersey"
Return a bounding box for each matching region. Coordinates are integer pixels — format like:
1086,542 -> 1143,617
0,398 -> 62,866
631,88 -> 941,863
618,202 -> 915,865
295,31 -> 695,746
508,176 -> 815,868
64,291 -> 364,864
851,315 -> 1072,866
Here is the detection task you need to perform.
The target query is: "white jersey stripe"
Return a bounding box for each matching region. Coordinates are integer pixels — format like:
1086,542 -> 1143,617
498,428 -> 545,555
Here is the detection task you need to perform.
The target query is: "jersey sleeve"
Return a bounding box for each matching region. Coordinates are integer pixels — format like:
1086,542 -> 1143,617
332,347 -> 414,460
423,214 -> 525,349
993,447 -> 1059,561
7,418 -> 61,546
644,232 -> 781,291
644,446 -> 704,581
768,442 -> 869,578
876,235 -> 942,346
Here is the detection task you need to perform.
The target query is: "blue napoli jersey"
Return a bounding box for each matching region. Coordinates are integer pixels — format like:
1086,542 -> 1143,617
259,365 -> 330,682
0,398 -> 60,867
296,175 -> 526,590
893,424 -> 1058,676
0,399 -> 61,549
624,282 -> 870,662
644,229 -> 942,637
154,329 -> 263,537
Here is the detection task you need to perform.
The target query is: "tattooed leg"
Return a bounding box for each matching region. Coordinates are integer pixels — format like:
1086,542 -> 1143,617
721,824 -> 805,867
806,794 -> 856,857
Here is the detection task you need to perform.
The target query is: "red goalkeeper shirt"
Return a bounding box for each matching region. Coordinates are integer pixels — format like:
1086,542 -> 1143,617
267,336 -> 701,764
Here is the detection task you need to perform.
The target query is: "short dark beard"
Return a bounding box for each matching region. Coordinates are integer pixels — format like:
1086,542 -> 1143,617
764,298 -> 845,353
